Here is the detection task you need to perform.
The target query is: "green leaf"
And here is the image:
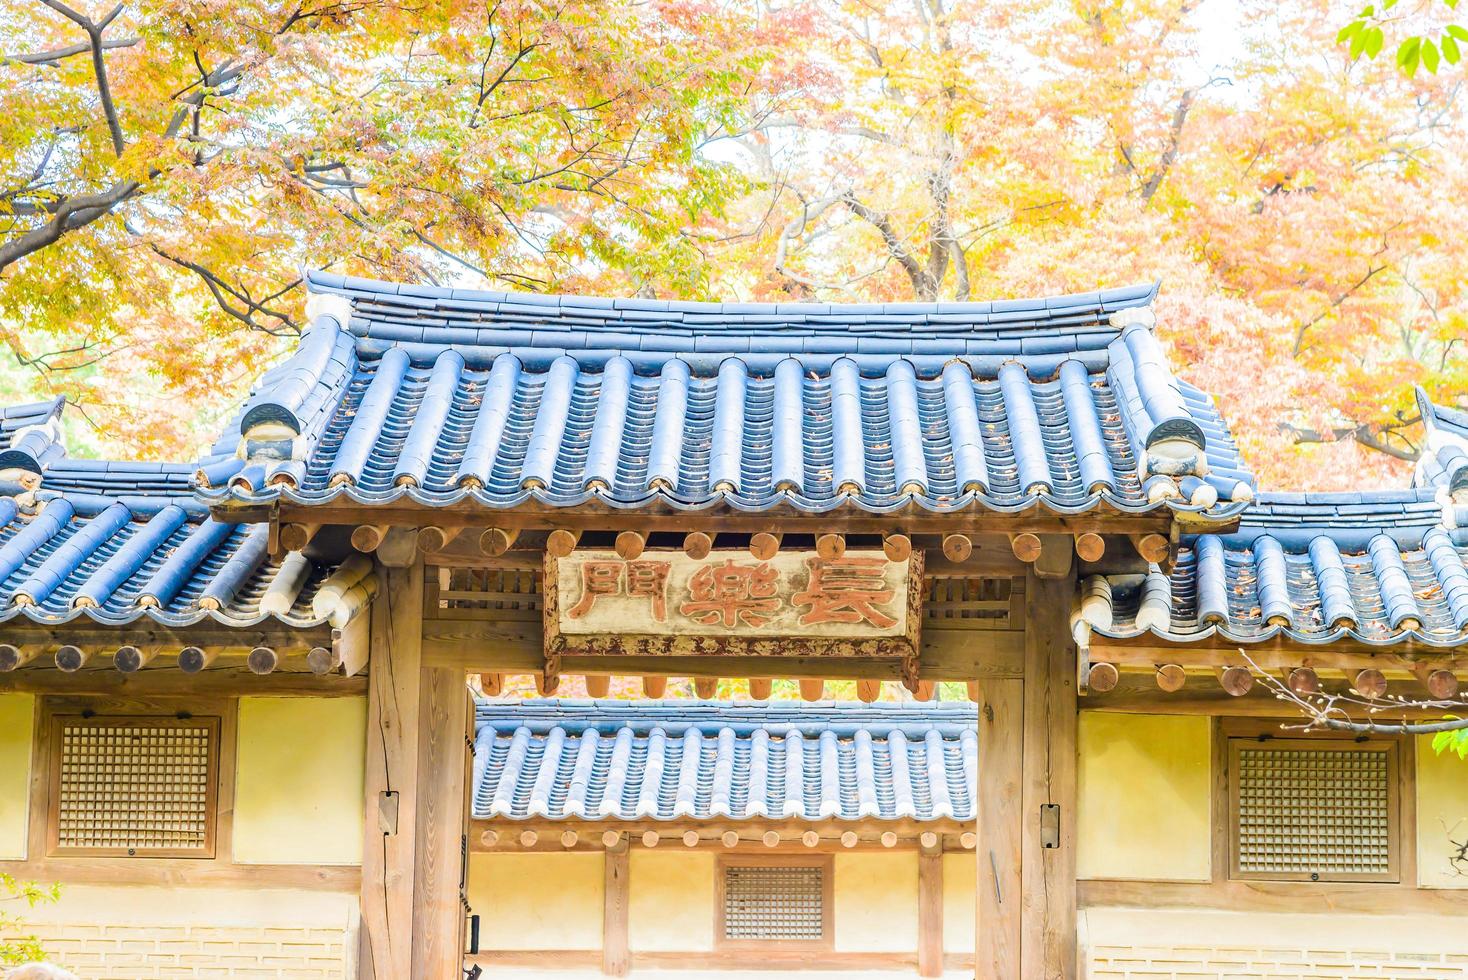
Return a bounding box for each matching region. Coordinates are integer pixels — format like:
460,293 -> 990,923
1444,34 -> 1461,63
1424,38 -> 1441,72
1366,27 -> 1385,57
1338,21 -> 1361,44
1448,23 -> 1468,40
1399,36 -> 1422,75
1350,27 -> 1369,58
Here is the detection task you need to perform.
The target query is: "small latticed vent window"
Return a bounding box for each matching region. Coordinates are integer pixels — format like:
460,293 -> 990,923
1230,739 -> 1397,882
49,717 -> 219,858
720,862 -> 830,945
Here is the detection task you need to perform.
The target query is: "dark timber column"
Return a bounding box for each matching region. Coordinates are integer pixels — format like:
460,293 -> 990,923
1021,568 -> 1078,978
974,674 -> 1022,980
360,563 -> 424,978
414,664 -> 472,979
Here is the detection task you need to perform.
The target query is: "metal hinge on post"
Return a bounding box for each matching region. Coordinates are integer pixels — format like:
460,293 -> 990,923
1040,803 -> 1061,849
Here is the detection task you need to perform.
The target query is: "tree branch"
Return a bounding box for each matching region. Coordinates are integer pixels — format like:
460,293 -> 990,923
841,190 -> 934,298
4,35 -> 137,66
1277,419 -> 1421,462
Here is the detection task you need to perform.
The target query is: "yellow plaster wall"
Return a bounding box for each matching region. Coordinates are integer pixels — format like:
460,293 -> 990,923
1416,734 -> 1468,889
1077,711 -> 1211,882
24,883 -> 356,979
629,850 -> 715,951
232,696 -> 366,866
1084,906 -> 1468,979
0,693 -> 33,860
833,851 -> 918,952
941,852 -> 976,954
469,851 -> 604,950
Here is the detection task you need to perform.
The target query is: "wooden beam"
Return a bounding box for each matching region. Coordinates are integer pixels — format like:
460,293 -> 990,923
1009,533 -> 1041,564
816,533 -> 846,560
799,678 -> 825,701
883,534 -> 913,562
973,676 -> 1021,980
0,644 -> 36,671
1074,532 -> 1105,563
918,838 -> 943,979
584,674 -> 611,698
943,533 -> 974,563
1156,663 -> 1186,692
693,677 -> 718,699
857,680 -> 882,703
547,529 -> 580,557
603,834 -> 630,977
418,525 -> 462,554
750,532 -> 781,560
359,564 -> 423,980
643,676 -> 667,699
1131,533 -> 1169,564
377,528 -> 421,568
683,531 -> 713,560
614,530 -> 645,560
352,524 -> 391,553
421,619 -> 1024,681
477,527 -> 517,557
278,522 -> 320,552
412,663 -> 472,980
1032,533 -> 1074,580
1021,570 -> 1076,979
271,500 -> 1183,538
1355,668 -> 1387,699
1216,665 -> 1253,697
747,678 -> 772,700
247,646 -> 279,675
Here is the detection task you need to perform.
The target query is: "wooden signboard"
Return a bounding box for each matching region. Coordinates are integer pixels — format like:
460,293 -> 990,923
545,550 -> 923,659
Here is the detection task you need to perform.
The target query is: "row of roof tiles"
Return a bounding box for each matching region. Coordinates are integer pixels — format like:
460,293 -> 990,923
1082,491 -> 1468,647
202,277 -> 1253,516
472,701 -> 977,823
0,493 -> 372,629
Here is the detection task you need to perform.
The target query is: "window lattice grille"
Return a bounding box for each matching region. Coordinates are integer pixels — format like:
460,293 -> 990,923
53,719 -> 216,855
1235,744 -> 1392,877
723,865 -> 826,941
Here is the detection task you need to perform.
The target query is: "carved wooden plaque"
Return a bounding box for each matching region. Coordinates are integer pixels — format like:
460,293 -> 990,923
544,549 -> 923,658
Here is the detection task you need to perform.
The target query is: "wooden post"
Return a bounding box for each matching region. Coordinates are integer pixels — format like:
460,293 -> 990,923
1021,570 -> 1077,979
413,664 -> 472,980
918,837 -> 944,978
603,833 -> 631,976
359,563 -> 424,979
974,675 -> 1022,980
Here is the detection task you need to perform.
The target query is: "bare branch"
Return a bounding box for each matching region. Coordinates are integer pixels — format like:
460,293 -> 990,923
3,35 -> 138,66
1277,420 -> 1421,462
39,0 -> 128,157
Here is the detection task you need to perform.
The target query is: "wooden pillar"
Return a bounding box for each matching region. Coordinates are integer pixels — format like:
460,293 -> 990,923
974,675 -> 1022,980
413,665 -> 472,979
359,563 -> 424,979
360,562 -> 473,980
1021,569 -> 1078,979
603,833 -> 631,976
918,837 -> 944,978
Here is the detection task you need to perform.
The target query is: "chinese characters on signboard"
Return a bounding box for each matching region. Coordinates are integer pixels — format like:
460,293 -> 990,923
544,550 -> 922,659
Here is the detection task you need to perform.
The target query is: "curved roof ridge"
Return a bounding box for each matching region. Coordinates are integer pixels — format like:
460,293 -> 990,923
474,697 -> 978,738
307,268 -> 1158,327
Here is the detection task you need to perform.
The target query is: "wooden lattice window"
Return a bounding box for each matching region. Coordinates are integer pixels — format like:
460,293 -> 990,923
715,856 -> 834,950
1228,737 -> 1399,883
47,716 -> 220,858
925,577 -> 1021,629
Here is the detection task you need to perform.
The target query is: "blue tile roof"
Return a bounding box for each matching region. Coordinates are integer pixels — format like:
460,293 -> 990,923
1084,489 -> 1468,647
0,490 -> 371,629
472,700 -> 977,822
198,272 -> 1254,518
1415,386 -> 1468,498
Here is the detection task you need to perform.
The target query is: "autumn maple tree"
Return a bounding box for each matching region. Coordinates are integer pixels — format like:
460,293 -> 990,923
709,0 -> 1468,490
3,0 -> 1468,491
0,0 -> 769,454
